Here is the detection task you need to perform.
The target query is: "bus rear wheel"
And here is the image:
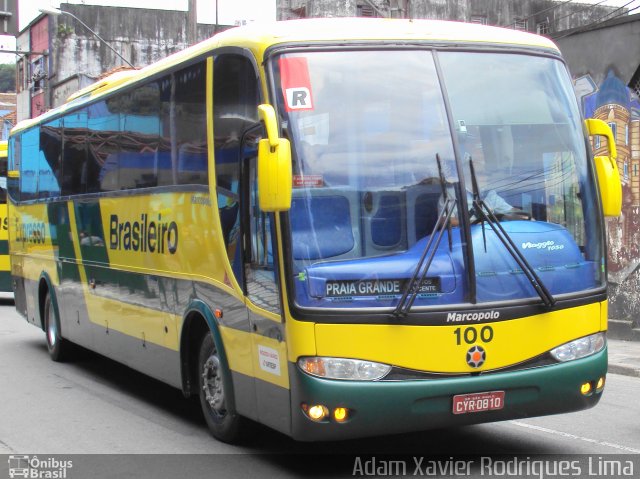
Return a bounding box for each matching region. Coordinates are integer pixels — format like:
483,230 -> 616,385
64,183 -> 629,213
44,291 -> 70,362
198,332 -> 244,443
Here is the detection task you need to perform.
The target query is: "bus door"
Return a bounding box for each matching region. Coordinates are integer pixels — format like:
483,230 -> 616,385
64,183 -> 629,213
241,132 -> 290,434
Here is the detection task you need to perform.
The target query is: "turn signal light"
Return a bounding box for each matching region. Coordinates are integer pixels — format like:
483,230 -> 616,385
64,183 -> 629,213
333,407 -> 349,422
580,381 -> 592,395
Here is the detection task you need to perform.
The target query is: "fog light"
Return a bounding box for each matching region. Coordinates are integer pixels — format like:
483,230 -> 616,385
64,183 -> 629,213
305,404 -> 329,421
580,382 -> 592,395
596,376 -> 605,391
333,407 -> 349,422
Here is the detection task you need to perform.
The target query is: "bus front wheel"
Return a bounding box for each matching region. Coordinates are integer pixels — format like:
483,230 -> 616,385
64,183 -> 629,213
44,291 -> 70,362
198,332 -> 244,443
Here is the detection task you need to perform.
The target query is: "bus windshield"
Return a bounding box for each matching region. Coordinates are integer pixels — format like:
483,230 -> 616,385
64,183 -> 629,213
274,49 -> 604,311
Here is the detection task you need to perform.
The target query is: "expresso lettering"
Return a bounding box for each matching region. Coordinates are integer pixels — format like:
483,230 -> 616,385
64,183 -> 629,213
15,221 -> 47,244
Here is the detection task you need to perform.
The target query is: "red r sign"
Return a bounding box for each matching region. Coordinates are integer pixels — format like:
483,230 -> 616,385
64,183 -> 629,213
280,57 -> 314,111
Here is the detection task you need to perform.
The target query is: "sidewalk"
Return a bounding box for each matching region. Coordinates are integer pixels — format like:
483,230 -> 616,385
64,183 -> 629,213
608,338 -> 640,378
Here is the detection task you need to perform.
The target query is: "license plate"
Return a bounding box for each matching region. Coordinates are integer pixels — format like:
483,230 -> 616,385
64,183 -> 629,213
452,390 -> 505,415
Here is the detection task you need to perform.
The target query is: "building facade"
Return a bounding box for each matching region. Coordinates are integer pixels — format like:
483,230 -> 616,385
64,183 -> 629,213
16,4 -> 220,122
278,0 -> 623,34
556,13 -> 640,338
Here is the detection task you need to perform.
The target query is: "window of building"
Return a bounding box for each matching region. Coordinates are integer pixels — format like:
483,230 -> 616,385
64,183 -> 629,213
625,124 -> 629,145
633,163 -> 638,177
30,56 -> 46,92
632,76 -> 640,98
608,122 -> 617,141
514,19 -> 528,31
536,21 -> 549,35
16,58 -> 25,93
357,4 -> 376,17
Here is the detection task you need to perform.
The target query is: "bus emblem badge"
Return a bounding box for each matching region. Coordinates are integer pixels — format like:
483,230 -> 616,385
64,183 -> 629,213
466,345 -> 486,368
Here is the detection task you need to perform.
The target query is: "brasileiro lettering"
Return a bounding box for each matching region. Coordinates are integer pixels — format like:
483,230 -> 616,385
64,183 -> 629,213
109,213 -> 178,255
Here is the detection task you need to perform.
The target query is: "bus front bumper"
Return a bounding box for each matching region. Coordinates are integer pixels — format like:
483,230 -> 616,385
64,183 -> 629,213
288,348 -> 607,441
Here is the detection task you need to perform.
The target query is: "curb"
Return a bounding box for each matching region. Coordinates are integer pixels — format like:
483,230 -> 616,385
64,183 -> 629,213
608,363 -> 640,378
608,319 -> 640,341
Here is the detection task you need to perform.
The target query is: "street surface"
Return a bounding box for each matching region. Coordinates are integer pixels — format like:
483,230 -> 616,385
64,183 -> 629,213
1,299 -> 639,478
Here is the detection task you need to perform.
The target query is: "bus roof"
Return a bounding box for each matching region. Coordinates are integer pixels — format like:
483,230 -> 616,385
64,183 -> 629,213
11,18 -> 560,134
215,17 -> 560,52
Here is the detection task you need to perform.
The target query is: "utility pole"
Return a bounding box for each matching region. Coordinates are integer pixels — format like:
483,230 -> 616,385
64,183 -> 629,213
188,0 -> 197,45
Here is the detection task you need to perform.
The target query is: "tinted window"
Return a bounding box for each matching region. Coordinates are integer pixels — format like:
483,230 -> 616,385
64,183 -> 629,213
174,62 -> 207,185
20,129 -> 40,201
88,100 -> 120,193
116,83 -> 161,189
61,112 -> 87,195
213,54 -> 260,273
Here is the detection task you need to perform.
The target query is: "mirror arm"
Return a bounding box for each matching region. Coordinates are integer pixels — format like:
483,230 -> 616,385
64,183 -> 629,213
258,104 -> 280,149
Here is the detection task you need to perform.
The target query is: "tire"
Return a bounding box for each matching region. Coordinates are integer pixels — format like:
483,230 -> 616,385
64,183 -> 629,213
198,332 -> 245,443
44,291 -> 70,362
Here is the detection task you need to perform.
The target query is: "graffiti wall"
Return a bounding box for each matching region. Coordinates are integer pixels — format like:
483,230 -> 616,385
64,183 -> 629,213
577,70 -> 640,326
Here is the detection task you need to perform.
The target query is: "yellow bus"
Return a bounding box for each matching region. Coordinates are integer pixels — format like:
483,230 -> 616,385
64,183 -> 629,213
0,140 -> 11,296
7,18 -> 621,442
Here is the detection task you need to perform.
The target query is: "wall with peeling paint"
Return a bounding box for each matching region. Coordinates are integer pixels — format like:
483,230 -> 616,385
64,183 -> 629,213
556,15 -> 640,338
280,0 -> 620,33
44,4 -> 218,111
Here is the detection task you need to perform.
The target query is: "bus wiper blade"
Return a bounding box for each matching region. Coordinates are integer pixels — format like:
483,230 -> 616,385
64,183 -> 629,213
468,160 -> 555,308
468,158 -> 488,252
436,153 -> 453,253
393,154 -> 455,317
393,199 -> 455,317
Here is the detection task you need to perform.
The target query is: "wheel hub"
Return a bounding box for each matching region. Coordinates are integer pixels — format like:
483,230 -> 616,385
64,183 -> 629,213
47,308 -> 57,347
202,355 -> 225,414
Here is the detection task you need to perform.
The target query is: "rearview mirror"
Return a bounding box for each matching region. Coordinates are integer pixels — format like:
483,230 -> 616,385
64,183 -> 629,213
585,119 -> 621,217
257,104 -> 292,212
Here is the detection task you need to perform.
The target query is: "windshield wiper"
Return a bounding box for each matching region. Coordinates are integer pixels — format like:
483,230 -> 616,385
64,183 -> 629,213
468,159 -> 555,308
394,154 -> 455,317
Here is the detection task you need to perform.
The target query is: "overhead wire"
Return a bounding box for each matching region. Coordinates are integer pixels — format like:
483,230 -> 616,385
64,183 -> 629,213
500,0 -> 576,28
551,0 -> 610,28
553,0 -> 640,39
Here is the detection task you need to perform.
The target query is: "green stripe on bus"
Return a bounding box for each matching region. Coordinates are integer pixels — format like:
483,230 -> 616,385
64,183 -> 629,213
48,203 -> 82,283
0,271 -> 11,293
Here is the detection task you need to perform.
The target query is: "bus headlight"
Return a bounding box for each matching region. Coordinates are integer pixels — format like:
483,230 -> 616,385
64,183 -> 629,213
298,357 -> 391,380
550,333 -> 606,362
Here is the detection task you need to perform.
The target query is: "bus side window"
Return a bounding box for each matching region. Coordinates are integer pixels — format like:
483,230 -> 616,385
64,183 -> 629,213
213,53 -> 262,294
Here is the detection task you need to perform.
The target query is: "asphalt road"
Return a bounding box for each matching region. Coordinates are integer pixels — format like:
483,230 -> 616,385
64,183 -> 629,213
1,299 -> 639,478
